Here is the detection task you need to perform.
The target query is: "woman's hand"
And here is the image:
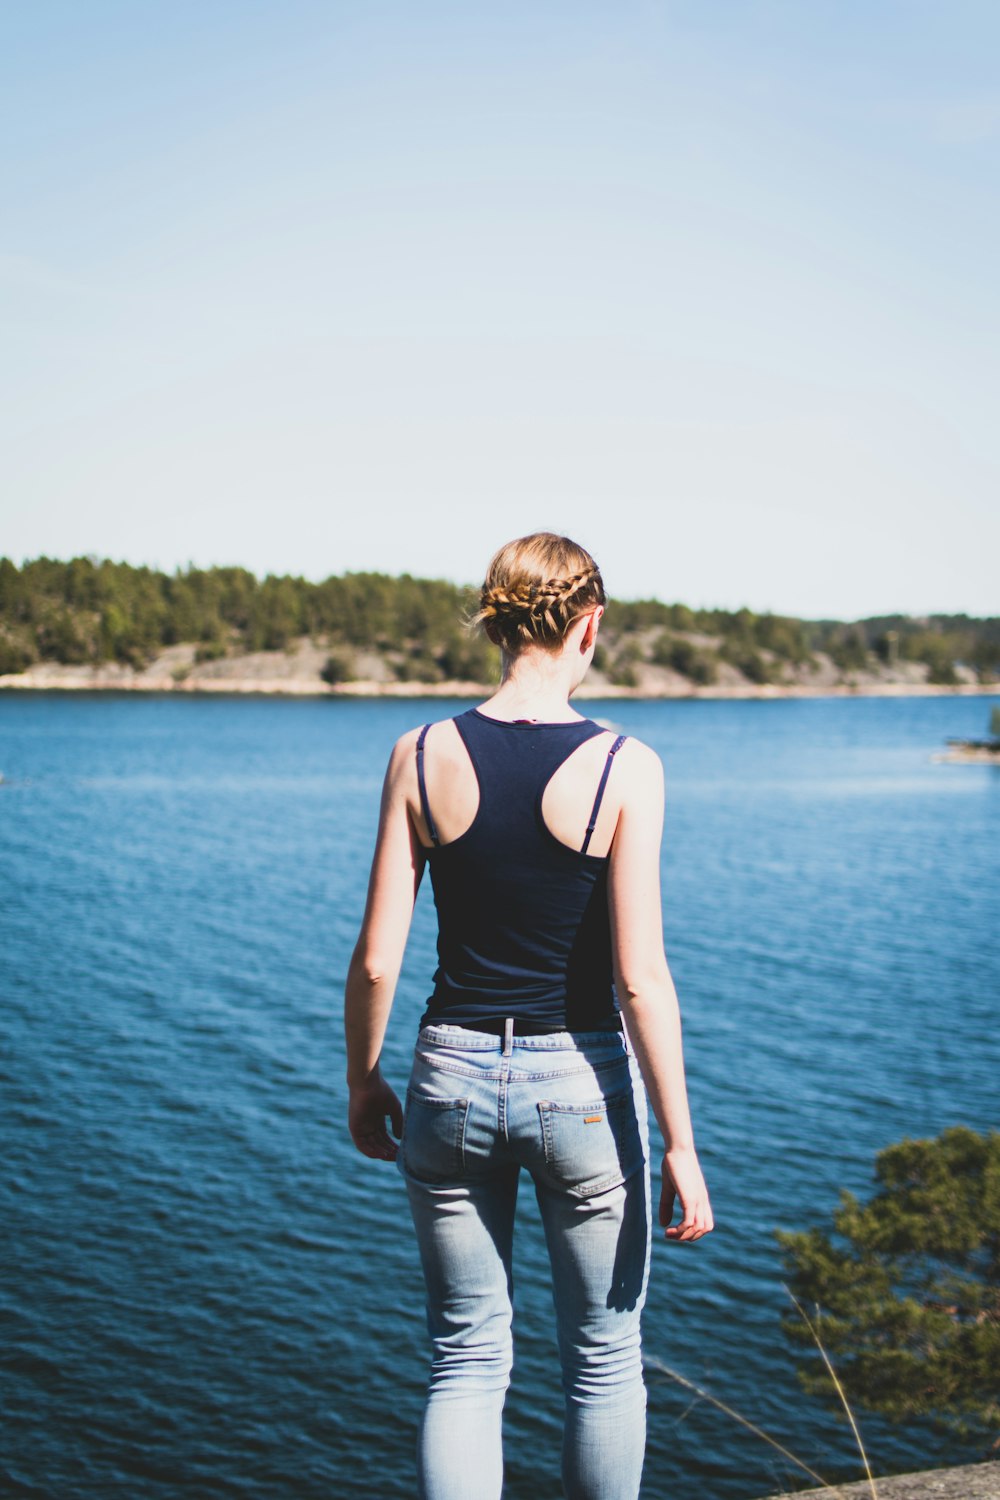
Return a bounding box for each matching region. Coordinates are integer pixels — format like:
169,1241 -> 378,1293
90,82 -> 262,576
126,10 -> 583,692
659,1146 -> 714,1242
348,1071 -> 404,1161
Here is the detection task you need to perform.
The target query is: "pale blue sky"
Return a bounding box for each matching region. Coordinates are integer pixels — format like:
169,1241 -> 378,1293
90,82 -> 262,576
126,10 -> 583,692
3,1 -> 997,617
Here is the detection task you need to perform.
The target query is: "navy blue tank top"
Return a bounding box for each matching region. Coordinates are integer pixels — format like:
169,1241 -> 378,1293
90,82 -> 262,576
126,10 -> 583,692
417,709 -> 626,1031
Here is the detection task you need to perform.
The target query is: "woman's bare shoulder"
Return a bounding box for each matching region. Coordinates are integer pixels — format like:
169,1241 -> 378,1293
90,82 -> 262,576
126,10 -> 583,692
385,718 -> 465,778
612,735 -> 664,808
391,724 -> 425,756
615,735 -> 663,778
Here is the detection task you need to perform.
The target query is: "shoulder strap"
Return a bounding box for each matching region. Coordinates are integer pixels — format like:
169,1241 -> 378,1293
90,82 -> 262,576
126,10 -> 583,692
580,735 -> 627,854
415,724 -> 440,847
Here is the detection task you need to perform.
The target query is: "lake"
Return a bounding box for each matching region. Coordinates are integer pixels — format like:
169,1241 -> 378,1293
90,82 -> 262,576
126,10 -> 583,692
1,692 -> 997,1499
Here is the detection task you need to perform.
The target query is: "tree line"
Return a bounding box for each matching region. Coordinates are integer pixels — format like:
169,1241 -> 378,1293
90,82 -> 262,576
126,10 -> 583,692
1,555 -> 997,686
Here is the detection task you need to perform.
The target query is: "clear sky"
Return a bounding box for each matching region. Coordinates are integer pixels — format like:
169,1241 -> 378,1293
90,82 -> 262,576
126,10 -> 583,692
3,1 -> 997,618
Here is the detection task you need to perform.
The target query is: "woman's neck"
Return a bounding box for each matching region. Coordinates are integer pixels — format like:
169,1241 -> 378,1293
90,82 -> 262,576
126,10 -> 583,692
479,650 -> 584,723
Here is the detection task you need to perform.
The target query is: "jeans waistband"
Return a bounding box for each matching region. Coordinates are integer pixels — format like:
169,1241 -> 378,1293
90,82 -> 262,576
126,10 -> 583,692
435,1014 -> 622,1040
418,1019 -> 631,1056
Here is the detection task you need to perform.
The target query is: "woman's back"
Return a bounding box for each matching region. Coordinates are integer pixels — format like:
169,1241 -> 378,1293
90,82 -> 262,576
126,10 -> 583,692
411,711 -> 626,858
415,709 -> 627,1032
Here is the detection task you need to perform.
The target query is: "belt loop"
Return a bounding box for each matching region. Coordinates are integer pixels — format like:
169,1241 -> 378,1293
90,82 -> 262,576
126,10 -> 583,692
621,1014 -> 633,1055
503,1017 -> 514,1056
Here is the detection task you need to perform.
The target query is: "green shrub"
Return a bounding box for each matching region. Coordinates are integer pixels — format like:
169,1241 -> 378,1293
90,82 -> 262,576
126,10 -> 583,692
0,635 -> 34,675
651,631 -> 718,684
194,640 -> 227,663
37,609 -> 92,664
778,1126 -> 1000,1442
321,651 -> 355,685
436,630 -> 494,682
609,640 -> 642,687
828,626 -> 870,673
720,642 -> 772,684
754,612 -> 811,663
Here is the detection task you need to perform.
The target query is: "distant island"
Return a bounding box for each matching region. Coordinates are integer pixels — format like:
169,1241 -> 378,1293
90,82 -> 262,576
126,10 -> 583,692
935,707 -> 1000,763
1,556 -> 998,699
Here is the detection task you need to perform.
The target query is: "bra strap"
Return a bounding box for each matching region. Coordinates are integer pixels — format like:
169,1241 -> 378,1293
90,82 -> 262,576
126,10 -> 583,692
581,735 -> 627,854
415,724 -> 440,847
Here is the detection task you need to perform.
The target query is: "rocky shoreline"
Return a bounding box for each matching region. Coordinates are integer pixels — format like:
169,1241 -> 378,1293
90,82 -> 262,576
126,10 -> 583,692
755,1458 -> 999,1498
1,652 -> 998,703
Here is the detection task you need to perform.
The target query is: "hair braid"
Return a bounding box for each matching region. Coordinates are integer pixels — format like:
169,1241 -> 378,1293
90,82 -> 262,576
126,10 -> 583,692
472,536 -> 605,654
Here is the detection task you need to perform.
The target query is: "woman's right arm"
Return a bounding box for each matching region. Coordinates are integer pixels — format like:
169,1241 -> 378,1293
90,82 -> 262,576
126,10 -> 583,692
344,731 -> 426,1161
607,742 -> 713,1243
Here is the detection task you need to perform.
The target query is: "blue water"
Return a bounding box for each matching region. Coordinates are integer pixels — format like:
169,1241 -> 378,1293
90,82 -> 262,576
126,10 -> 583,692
1,693 -> 997,1500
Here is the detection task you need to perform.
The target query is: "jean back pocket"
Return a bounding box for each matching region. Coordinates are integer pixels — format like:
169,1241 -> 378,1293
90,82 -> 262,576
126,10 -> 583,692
538,1090 -> 643,1198
402,1090 -> 470,1184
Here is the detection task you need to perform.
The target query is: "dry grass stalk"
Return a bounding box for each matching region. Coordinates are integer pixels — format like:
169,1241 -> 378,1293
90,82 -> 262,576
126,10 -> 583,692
643,1351 -> 850,1496
645,1289 -> 882,1500
784,1288 -> 879,1500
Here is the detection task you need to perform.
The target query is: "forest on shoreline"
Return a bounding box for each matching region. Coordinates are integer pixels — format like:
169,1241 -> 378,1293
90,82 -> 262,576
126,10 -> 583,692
1,555 -> 998,691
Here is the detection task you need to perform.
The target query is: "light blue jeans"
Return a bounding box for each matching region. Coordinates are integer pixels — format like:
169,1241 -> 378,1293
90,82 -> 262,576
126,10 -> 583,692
398,1022 -> 652,1500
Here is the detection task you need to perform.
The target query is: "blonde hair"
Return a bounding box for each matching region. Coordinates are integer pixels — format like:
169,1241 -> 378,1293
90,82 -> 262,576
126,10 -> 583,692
473,533 -> 606,655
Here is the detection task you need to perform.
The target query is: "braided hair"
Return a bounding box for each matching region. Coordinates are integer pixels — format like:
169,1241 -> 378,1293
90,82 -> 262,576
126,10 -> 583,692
474,533 -> 606,654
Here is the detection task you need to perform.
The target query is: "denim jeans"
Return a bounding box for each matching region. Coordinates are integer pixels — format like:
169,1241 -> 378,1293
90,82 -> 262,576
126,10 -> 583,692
398,1022 -> 652,1500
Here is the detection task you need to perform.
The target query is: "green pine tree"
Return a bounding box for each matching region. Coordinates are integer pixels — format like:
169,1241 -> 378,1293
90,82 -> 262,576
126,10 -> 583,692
777,1127 -> 1000,1444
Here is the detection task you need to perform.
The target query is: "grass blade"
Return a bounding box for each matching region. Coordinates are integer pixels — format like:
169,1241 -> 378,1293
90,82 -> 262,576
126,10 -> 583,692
643,1351 -> 851,1496
784,1288 -> 878,1500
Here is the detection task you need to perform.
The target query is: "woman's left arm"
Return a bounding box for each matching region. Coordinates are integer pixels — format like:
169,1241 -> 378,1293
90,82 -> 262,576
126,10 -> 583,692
345,731 -> 426,1161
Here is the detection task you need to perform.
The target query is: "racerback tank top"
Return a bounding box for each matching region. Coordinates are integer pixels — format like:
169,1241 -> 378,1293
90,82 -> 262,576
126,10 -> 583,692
417,709 -> 626,1032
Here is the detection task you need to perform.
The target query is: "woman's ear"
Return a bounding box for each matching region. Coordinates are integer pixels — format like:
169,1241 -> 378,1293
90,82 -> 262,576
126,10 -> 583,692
580,606 -> 603,653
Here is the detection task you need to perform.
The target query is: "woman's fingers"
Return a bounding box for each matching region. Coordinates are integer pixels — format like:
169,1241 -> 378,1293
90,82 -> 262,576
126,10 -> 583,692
664,1205 -> 714,1241
348,1077 -> 404,1160
352,1124 -> 399,1161
658,1177 -> 677,1229
389,1093 -> 404,1138
663,1190 -> 714,1241
363,1136 -> 398,1161
661,1150 -> 714,1241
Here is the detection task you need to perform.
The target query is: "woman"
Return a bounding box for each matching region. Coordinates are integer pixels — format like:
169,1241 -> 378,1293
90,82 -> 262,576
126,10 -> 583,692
345,532 -> 712,1500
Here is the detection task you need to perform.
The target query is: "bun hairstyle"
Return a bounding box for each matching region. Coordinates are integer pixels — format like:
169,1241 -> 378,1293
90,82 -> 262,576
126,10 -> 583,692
474,532 -> 606,655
